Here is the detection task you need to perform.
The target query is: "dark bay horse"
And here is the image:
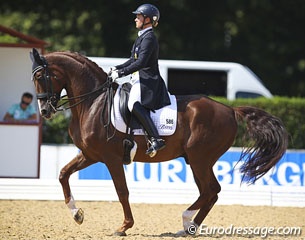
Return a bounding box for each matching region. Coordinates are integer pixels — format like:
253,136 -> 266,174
30,49 -> 288,236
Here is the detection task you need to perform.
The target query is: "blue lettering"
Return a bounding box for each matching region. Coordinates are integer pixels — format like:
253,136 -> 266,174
79,150 -> 305,187
160,160 -> 184,183
277,162 -> 301,186
213,161 -> 232,184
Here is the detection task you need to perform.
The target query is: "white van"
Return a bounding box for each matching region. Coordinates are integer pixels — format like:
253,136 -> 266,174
89,57 -> 272,100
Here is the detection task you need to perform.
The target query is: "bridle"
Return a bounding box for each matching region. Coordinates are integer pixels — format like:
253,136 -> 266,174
31,57 -> 112,113
32,56 -> 116,140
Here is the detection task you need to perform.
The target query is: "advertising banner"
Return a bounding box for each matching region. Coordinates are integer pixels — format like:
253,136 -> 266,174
79,150 -> 305,186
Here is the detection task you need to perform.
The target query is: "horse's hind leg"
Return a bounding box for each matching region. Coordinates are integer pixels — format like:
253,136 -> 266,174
192,171 -> 220,227
179,167 -> 221,235
59,151 -> 94,224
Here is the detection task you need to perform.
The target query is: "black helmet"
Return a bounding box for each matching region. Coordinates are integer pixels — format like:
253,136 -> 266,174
132,4 -> 160,27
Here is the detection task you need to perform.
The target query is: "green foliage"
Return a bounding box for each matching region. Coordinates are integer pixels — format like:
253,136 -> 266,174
213,97 -> 305,149
42,112 -> 72,144
1,0 -> 305,97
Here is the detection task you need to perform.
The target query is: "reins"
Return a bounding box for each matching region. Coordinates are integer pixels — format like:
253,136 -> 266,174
56,76 -> 117,141
55,81 -> 110,112
32,55 -> 116,141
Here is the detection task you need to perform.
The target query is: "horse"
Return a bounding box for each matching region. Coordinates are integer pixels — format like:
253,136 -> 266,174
30,48 -> 288,236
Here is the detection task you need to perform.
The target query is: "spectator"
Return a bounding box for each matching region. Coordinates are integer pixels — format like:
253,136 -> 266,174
3,92 -> 37,122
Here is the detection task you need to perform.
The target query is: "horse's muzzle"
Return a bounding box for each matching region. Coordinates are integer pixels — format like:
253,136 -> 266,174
41,105 -> 57,119
40,109 -> 52,119
38,100 -> 54,119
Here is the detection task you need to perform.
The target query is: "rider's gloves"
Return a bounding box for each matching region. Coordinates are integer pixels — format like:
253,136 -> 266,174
109,69 -> 119,82
108,66 -> 117,76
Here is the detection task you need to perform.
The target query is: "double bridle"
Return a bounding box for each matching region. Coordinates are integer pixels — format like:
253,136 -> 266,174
32,57 -> 116,140
31,57 -> 112,113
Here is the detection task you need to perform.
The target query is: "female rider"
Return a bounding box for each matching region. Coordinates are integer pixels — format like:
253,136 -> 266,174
109,4 -> 170,157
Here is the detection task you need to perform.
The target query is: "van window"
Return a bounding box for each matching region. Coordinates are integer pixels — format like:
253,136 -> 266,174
167,69 -> 227,96
235,91 -> 264,99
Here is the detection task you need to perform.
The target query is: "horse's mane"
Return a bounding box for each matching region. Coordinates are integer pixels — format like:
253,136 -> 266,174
62,51 -> 106,74
47,51 -> 106,75
47,51 -> 107,87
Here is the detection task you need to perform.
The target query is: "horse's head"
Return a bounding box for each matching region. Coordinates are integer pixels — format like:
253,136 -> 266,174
30,48 -> 63,119
30,48 -> 111,120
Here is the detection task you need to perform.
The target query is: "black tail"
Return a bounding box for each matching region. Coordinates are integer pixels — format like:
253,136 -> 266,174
234,106 -> 288,184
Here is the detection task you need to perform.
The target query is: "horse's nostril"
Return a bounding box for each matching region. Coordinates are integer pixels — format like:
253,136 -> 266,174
41,109 -> 47,116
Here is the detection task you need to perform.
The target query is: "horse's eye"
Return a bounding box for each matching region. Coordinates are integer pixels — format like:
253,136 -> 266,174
35,75 -> 43,81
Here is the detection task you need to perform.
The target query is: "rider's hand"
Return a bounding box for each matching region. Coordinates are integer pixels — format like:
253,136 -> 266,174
109,69 -> 119,82
108,66 -> 117,75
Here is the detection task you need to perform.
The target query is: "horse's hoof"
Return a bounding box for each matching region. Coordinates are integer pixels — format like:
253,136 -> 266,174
113,231 -> 127,236
73,208 -> 84,225
176,226 -> 197,236
175,230 -> 187,236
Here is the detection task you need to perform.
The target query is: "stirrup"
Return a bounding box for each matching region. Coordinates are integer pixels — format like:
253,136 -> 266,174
146,138 -> 166,158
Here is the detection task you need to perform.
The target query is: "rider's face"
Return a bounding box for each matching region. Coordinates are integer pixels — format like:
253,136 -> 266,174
135,14 -> 144,29
135,14 -> 151,29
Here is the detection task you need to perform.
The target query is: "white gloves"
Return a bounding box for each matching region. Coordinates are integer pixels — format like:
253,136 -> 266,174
109,69 -> 119,81
108,66 -> 119,82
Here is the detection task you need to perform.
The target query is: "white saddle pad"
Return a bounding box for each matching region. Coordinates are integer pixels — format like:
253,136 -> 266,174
111,85 -> 177,136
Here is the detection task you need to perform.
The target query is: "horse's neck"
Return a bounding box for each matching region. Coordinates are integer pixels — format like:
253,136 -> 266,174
54,52 -> 107,116
55,52 -> 106,97
65,73 -> 103,99
65,75 -> 106,118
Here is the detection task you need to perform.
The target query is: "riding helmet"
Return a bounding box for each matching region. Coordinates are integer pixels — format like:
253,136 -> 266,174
132,4 -> 160,27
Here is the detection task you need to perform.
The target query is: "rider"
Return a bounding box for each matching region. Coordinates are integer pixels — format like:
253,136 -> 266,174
109,3 -> 170,157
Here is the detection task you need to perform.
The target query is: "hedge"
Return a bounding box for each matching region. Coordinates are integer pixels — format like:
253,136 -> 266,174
42,97 -> 305,149
42,112 -> 72,144
213,96 -> 305,149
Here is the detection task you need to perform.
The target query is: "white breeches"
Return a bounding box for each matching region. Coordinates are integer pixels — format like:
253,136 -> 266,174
128,79 -> 141,111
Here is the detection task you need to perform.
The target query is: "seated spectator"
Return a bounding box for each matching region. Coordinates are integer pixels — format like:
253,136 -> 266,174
3,92 -> 37,122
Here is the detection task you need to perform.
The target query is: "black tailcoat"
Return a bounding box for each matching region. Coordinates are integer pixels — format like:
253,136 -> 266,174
116,29 -> 170,110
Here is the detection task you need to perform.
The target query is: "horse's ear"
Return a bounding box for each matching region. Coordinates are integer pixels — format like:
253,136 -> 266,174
30,48 -> 44,65
30,48 -> 44,74
30,51 -> 34,62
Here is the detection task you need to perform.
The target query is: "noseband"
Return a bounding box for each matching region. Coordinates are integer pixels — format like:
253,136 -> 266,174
32,55 -> 115,140
31,57 -> 111,113
32,57 -> 60,112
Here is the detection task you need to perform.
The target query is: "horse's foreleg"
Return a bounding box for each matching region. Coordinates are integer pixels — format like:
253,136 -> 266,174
59,152 -> 94,224
106,161 -> 134,236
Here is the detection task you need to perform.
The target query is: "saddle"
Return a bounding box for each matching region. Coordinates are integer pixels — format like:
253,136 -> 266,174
112,84 -> 177,136
112,83 -> 177,164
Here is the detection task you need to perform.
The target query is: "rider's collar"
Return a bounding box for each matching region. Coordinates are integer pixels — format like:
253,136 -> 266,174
138,27 -> 152,37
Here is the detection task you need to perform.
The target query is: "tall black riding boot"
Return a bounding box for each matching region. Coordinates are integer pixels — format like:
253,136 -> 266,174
132,102 -> 165,157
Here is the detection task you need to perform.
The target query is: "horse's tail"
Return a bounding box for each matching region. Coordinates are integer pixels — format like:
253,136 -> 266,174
233,106 -> 288,184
